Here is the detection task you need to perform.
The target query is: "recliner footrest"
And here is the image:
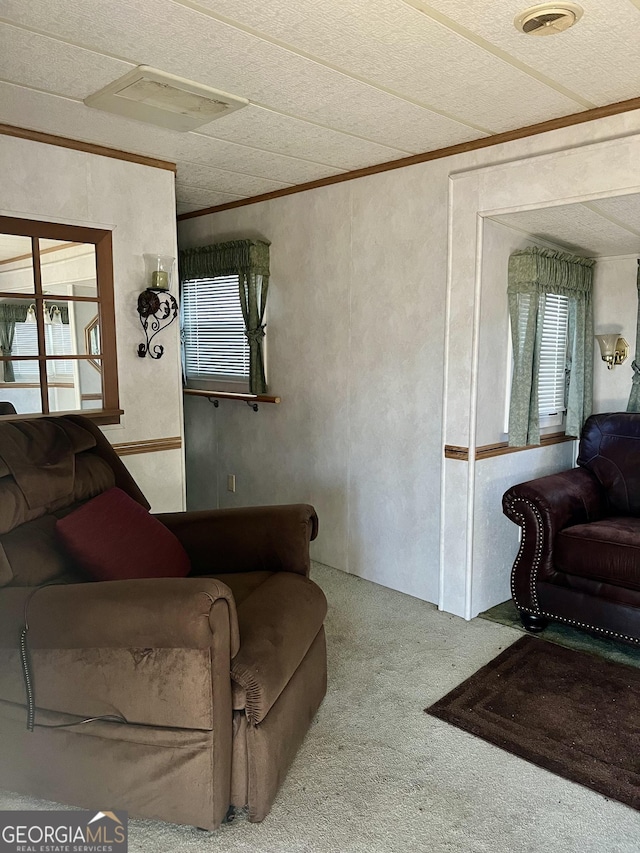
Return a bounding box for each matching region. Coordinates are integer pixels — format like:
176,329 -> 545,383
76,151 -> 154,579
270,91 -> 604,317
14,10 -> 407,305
229,572 -> 327,724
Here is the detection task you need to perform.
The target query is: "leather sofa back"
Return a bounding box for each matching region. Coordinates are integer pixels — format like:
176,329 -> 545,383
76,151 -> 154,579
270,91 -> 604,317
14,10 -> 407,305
578,412 -> 640,516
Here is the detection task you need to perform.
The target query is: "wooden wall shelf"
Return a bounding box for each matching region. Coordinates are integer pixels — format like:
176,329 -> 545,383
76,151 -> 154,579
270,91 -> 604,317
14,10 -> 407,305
183,387 -> 281,412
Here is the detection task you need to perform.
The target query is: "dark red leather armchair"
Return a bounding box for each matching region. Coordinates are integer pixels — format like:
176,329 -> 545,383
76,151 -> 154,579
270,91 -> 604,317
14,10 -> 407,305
503,412 -> 640,645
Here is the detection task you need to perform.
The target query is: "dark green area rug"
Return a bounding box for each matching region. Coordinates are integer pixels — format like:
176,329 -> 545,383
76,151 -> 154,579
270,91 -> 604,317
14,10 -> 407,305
479,598 -> 640,670
426,635 -> 640,811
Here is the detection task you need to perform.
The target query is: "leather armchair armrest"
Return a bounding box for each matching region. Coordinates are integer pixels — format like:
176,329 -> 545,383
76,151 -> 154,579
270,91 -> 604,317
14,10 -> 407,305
230,572 -> 327,725
155,504 -> 319,577
0,577 -> 239,655
502,467 -> 606,609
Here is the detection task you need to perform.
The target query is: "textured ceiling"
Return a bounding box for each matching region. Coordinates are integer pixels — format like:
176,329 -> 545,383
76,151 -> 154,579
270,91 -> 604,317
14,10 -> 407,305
1,0 -> 640,216
490,194 -> 640,257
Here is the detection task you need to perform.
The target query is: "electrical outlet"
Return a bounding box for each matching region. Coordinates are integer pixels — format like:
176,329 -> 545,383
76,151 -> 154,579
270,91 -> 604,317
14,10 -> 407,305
227,474 -> 236,493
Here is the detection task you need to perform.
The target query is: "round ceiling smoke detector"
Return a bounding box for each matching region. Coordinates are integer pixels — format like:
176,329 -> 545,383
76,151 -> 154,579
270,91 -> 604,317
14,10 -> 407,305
514,2 -> 583,35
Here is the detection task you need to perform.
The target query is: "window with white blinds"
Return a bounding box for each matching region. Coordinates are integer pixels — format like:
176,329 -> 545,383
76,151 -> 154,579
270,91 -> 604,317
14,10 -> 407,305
538,292 -> 569,424
182,276 -> 250,384
12,323 -> 73,381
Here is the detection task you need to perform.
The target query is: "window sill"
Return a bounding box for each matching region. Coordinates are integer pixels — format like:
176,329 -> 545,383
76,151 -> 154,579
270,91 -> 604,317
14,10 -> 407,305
444,431 -> 575,461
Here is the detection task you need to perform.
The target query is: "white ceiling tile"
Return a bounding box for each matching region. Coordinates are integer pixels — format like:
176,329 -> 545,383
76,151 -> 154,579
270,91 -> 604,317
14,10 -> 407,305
177,202 -> 217,215
175,184 -> 248,206
180,0 -> 587,127
588,195 -> 640,234
176,202 -> 207,214
186,128 -> 347,182
491,201 -> 640,257
423,0 -> 640,105
176,163 -> 289,196
197,105 -> 411,166
176,189 -> 243,207
0,0 -> 490,149
0,22 -> 135,99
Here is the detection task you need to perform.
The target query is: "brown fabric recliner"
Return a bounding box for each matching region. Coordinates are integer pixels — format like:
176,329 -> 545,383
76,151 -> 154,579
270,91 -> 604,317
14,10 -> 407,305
503,412 -> 640,645
0,415 -> 327,830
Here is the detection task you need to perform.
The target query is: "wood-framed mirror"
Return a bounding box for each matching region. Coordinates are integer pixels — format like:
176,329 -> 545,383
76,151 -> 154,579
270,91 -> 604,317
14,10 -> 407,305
85,315 -> 101,372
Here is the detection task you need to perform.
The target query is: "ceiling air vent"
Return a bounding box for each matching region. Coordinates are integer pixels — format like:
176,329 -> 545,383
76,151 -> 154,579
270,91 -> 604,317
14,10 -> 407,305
514,3 -> 583,36
84,66 -> 248,132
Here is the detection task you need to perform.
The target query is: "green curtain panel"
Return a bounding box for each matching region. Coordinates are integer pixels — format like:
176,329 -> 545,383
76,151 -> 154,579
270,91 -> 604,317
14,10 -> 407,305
508,247 -> 595,447
238,270 -> 269,395
179,239 -> 270,394
0,323 -> 15,382
627,260 -> 640,413
0,304 -> 29,383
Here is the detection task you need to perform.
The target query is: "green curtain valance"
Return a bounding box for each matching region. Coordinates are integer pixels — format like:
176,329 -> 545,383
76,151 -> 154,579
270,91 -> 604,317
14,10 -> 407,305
508,247 -> 595,297
0,304 -> 29,323
0,303 -> 70,324
179,239 -> 270,281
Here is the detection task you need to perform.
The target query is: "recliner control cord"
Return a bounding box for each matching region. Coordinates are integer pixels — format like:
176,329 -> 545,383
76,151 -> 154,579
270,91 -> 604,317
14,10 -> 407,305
19,622 -> 35,731
20,584 -> 128,731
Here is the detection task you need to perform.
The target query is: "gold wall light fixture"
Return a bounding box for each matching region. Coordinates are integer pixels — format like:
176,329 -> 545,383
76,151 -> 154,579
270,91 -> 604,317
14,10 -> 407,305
595,334 -> 629,369
25,303 -> 63,324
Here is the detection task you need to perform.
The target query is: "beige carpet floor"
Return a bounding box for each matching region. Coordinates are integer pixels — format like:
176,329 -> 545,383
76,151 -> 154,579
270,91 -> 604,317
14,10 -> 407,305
2,563 -> 640,852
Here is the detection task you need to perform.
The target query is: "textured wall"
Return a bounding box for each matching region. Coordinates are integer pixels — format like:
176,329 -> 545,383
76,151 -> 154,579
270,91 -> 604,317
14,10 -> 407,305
180,109 -> 640,611
0,135 -> 184,512
592,256 -> 638,413
181,170 -> 447,602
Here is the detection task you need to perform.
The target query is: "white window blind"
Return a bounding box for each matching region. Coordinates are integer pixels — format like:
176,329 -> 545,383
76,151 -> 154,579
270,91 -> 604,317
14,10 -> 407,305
12,323 -> 73,381
182,276 -> 250,383
538,292 -> 569,420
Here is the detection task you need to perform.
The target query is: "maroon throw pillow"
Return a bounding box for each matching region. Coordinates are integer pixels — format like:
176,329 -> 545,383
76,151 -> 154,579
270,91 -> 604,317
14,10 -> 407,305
56,487 -> 191,581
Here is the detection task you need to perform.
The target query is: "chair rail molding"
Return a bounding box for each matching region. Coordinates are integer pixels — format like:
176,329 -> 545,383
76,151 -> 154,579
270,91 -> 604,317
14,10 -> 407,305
112,436 -> 182,456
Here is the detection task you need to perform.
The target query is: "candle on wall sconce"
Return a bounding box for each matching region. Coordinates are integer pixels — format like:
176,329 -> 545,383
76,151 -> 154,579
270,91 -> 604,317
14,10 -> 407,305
143,254 -> 174,291
138,253 -> 178,359
152,269 -> 168,289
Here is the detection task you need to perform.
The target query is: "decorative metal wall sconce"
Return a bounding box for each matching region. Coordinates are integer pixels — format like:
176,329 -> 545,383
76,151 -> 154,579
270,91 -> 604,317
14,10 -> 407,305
595,333 -> 629,370
137,255 -> 178,359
